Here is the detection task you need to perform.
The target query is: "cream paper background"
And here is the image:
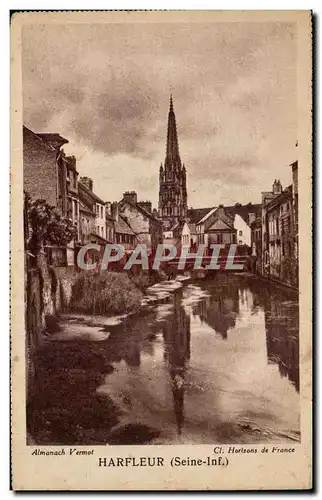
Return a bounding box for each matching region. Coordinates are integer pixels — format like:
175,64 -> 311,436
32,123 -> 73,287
10,10 -> 312,491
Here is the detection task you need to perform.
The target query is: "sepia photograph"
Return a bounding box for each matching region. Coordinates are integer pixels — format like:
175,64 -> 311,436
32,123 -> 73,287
11,10 -> 312,490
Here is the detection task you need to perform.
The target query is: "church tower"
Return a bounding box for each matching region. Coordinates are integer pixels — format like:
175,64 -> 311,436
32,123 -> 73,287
158,96 -> 187,229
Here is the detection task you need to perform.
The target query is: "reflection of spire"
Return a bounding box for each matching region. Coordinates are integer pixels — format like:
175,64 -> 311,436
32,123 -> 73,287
163,292 -> 191,434
171,367 -> 185,434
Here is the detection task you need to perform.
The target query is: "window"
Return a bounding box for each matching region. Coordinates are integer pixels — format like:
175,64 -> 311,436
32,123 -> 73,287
288,241 -> 292,257
239,230 -> 243,236
287,215 -> 291,232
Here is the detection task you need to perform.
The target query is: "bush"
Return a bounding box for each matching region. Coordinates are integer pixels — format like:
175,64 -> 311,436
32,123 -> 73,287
70,271 -> 143,315
129,272 -> 151,291
128,270 -> 162,291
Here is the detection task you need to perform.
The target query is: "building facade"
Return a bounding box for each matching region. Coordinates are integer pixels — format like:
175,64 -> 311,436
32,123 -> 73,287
79,201 -> 96,245
105,202 -> 115,243
196,206 -> 237,247
291,161 -> 298,261
78,177 -> 107,241
234,214 -> 251,246
118,191 -> 163,254
23,126 -> 80,266
251,217 -> 262,273
110,201 -> 138,251
254,168 -> 298,288
266,185 -> 296,285
261,179 -> 283,275
158,96 -> 187,229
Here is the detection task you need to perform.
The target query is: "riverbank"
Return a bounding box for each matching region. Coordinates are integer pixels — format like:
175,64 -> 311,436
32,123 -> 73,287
27,276 -> 187,445
27,274 -> 300,445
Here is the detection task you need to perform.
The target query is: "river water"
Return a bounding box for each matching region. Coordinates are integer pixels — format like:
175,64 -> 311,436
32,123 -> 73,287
97,274 -> 300,444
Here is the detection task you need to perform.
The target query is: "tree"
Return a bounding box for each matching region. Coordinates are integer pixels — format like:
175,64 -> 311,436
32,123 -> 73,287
25,193 -> 77,256
24,192 -> 78,319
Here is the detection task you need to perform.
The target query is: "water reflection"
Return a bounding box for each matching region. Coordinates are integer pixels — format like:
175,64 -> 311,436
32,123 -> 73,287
162,292 -> 191,434
103,275 -> 299,441
264,298 -> 299,392
237,277 -> 300,393
195,276 -> 299,394
193,281 -> 239,339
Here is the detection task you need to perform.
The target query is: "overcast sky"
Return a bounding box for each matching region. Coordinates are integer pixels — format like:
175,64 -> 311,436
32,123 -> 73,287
22,21 -> 297,208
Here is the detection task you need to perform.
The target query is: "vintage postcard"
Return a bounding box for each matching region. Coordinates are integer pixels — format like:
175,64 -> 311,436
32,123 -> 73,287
11,10 -> 312,491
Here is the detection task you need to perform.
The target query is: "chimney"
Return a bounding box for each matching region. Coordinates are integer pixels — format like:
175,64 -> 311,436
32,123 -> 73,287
272,179 -> 282,195
80,176 -> 93,191
123,191 -> 137,205
111,202 -> 119,221
137,201 -> 152,213
66,155 -> 76,169
291,161 -> 298,196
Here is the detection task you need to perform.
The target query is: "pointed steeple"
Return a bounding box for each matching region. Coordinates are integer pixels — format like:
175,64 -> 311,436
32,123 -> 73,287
159,95 -> 187,225
166,94 -> 180,162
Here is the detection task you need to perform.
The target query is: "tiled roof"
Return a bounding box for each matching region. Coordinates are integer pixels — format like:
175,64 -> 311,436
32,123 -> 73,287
89,232 -> 109,243
187,207 -> 215,224
79,201 -> 95,217
198,207 -> 218,224
120,198 -> 162,225
204,208 -> 235,232
266,186 -> 292,211
188,203 -> 261,226
78,181 -> 106,205
115,216 -> 135,235
23,126 -> 57,152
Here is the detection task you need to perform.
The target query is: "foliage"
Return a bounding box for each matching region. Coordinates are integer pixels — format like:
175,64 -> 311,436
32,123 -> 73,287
129,270 -> 160,291
25,192 -> 77,254
70,271 -> 143,315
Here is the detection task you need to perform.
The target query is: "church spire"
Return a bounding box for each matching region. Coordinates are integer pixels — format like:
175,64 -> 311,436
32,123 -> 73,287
166,94 -> 180,162
159,96 -> 187,226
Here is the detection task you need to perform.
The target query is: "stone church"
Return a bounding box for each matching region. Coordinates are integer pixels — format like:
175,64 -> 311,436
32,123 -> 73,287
158,96 -> 188,229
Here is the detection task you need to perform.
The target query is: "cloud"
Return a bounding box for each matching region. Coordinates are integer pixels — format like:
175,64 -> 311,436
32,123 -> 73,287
22,21 -> 297,207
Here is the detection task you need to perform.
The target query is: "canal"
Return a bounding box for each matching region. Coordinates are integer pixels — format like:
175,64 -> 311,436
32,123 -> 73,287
98,274 -> 300,444
28,274 -> 300,445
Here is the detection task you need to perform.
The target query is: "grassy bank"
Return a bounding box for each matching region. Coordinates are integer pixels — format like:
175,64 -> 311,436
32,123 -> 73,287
69,271 -> 143,316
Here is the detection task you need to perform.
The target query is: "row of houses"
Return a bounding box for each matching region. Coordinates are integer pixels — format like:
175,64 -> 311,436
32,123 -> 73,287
161,159 -> 299,288
163,203 -> 260,254
23,124 -> 299,286
251,161 -> 299,288
23,126 -> 163,267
